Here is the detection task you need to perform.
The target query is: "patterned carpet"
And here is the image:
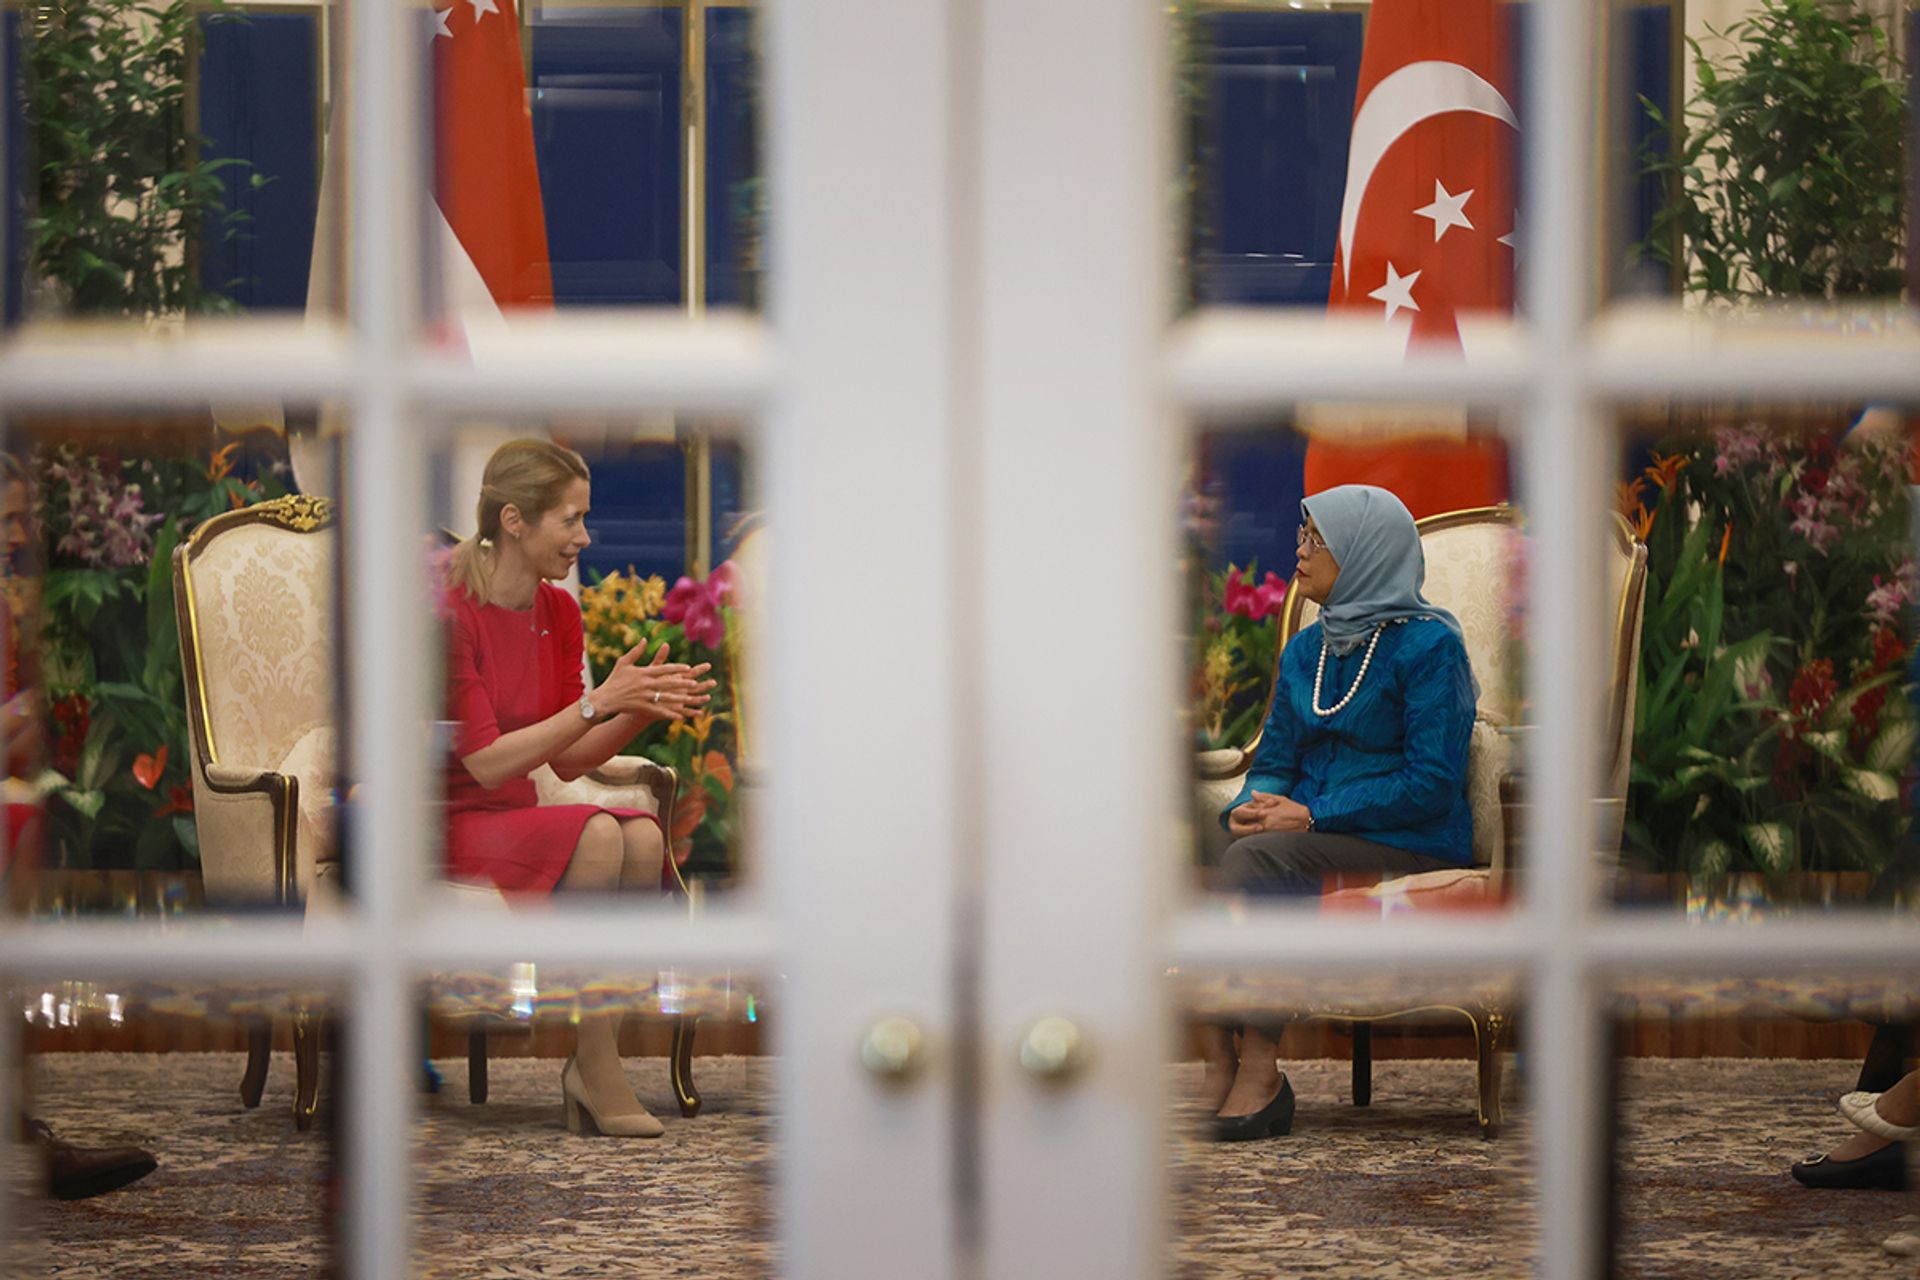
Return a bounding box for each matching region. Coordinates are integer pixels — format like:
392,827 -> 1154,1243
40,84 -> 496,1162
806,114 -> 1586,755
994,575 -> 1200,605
13,1052 -> 1920,1277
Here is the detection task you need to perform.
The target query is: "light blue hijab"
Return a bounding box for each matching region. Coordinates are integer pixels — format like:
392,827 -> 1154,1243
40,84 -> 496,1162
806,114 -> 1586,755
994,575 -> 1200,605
1301,485 -> 1465,656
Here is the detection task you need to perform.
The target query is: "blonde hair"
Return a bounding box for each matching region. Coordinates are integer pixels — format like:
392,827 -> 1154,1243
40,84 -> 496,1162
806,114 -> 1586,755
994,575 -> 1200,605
447,439 -> 591,602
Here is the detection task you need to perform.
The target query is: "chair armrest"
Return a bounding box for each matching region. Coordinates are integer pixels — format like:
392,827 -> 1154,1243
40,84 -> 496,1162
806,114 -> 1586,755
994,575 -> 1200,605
584,757 -> 678,810
1194,746 -> 1254,783
194,766 -> 299,905
1497,772 -> 1523,883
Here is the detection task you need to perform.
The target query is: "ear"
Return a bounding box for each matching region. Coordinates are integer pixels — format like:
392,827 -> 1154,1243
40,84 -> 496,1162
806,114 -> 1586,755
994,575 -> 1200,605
498,503 -> 526,539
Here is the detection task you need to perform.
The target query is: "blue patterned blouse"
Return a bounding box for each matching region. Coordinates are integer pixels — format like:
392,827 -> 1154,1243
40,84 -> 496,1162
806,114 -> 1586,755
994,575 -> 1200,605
1221,615 -> 1476,863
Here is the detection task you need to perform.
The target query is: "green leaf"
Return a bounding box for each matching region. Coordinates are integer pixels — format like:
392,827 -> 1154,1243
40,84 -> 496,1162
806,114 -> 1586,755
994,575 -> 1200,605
61,789 -> 106,820
1741,822 -> 1795,876
1865,717 -> 1918,773
1843,769 -> 1899,803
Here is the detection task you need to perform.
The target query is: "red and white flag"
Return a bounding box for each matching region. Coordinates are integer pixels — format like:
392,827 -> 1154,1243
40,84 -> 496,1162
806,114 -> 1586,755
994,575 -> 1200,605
433,0 -> 553,310
1306,0 -> 1518,517
1327,0 -> 1516,345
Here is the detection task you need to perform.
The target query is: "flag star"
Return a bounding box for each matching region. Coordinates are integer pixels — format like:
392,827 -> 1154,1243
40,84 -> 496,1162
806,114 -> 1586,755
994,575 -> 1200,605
1497,211 -> 1519,250
1367,262 -> 1422,323
1413,180 -> 1475,242
430,6 -> 453,39
466,0 -> 500,19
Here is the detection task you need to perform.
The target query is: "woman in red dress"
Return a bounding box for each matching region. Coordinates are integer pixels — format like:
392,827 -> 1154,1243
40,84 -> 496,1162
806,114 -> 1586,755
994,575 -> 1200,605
443,439 -> 714,1137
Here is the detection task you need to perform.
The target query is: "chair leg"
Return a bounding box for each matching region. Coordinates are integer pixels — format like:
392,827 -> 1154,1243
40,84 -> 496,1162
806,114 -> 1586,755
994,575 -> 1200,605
292,1010 -> 321,1133
1472,1010 -> 1505,1139
240,1019 -> 271,1109
1350,1022 -> 1373,1106
670,1016 -> 702,1118
468,1029 -> 489,1105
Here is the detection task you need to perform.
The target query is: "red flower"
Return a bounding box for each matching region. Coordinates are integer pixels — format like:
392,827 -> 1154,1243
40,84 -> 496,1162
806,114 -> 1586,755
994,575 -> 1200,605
154,784 -> 194,817
131,744 -> 168,790
1788,659 -> 1837,718
1802,467 -> 1830,497
49,693 -> 89,777
1872,625 -> 1907,673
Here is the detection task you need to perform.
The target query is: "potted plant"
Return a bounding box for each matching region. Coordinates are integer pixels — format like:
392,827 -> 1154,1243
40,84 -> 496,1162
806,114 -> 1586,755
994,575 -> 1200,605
1637,0 -> 1906,302
24,0 -> 263,318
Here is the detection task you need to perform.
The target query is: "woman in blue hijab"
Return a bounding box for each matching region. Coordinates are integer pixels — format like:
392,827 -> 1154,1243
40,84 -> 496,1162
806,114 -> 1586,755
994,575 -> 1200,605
1204,484 -> 1477,1142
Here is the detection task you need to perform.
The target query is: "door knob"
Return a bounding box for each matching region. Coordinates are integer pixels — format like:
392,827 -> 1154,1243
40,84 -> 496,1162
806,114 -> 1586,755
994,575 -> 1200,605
1018,1016 -> 1087,1083
859,1016 -> 926,1083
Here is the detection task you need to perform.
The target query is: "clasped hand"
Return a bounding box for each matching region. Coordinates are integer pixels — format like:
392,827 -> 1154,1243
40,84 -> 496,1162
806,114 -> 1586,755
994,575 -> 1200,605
592,641 -> 717,722
1227,790 -> 1312,837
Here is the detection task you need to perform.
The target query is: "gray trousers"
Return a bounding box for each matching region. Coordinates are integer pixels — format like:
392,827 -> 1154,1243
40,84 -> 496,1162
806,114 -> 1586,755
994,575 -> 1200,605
1219,830 -> 1453,898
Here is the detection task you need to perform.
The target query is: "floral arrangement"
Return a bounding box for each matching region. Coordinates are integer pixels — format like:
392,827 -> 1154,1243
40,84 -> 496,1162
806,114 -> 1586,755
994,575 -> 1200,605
580,561 -> 743,879
1192,560 -> 1287,750
30,436 -> 290,869
1623,418 -> 1914,881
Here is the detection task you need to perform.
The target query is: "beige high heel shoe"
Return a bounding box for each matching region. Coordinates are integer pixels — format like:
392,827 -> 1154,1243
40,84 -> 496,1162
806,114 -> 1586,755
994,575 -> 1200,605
561,1055 -> 665,1138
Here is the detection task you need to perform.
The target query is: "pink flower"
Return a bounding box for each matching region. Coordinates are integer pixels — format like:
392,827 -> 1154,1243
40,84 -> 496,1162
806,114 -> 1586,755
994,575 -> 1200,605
662,576 -> 727,649
1222,566 -> 1256,619
1251,571 -> 1288,620
1865,574 -> 1909,625
706,560 -> 739,605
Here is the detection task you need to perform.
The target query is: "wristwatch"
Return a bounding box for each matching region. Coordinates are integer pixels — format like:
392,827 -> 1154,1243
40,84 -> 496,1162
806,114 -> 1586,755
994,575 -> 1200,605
579,693 -> 597,722
1304,809 -> 1315,831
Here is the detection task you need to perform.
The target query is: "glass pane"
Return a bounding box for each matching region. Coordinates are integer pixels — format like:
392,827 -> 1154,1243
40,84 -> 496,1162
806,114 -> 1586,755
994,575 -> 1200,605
1602,0 -> 1915,309
1173,968 -> 1532,1272
432,422 -> 758,900
427,0 -> 765,330
1186,414 -> 1522,915
1608,973 -> 1920,1271
414,964 -> 775,1274
4,0 -> 344,328
8,975 -> 345,1272
1173,1 -> 1521,343
3,413 -> 345,919
1612,403 -> 1920,913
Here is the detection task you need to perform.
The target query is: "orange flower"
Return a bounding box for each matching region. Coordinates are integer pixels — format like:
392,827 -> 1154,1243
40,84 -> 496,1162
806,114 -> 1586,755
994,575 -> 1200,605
1616,477 -> 1648,518
131,744 -> 168,790
701,750 -> 734,792
1717,521 -> 1732,566
1643,451 -> 1688,492
1631,503 -> 1655,542
206,442 -> 242,483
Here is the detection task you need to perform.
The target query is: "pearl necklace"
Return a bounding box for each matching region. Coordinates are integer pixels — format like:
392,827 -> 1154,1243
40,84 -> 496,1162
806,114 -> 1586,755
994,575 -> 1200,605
1312,622 -> 1391,717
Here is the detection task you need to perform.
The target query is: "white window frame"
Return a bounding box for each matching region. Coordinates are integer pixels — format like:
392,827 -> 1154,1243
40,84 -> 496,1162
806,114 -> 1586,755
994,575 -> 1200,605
3,0 -> 1920,1276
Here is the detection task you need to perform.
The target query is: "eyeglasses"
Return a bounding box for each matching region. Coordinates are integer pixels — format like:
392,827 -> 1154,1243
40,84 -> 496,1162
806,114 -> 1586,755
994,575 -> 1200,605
1295,524 -> 1327,555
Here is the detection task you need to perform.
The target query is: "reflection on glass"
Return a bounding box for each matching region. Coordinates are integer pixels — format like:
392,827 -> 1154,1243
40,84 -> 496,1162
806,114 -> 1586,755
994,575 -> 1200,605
4,417 -> 329,917
13,977 -> 341,1265
1172,970 -> 1530,1273
1187,419 -> 1519,914
1615,406 -> 1918,913
414,966 -> 773,1276
1608,973 -> 1918,1270
1613,0 -> 1910,306
434,425 -> 756,899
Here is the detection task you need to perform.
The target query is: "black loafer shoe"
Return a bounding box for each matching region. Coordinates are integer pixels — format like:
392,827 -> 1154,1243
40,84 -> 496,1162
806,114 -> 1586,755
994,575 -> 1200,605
1790,1141 -> 1906,1190
28,1120 -> 159,1201
1212,1076 -> 1296,1143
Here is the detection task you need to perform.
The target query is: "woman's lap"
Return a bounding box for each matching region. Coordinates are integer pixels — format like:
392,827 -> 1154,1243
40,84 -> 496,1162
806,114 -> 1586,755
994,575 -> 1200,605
1219,830 -> 1453,898
447,802 -> 657,894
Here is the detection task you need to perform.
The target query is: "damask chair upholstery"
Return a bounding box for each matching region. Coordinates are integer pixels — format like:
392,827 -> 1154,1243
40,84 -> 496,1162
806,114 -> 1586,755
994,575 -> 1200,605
174,496 -> 692,1126
1196,505 -> 1649,1135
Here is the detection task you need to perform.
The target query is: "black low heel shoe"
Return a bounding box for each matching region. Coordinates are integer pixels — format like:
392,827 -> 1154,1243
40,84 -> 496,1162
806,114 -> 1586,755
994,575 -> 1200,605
1212,1076 -> 1296,1143
1790,1141 -> 1906,1190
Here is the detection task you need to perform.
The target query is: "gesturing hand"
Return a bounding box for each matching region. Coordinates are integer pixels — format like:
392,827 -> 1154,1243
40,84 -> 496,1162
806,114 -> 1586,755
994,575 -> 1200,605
593,641 -> 717,721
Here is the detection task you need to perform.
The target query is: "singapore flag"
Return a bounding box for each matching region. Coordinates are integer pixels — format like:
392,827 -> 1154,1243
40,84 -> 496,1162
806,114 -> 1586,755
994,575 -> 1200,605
1328,0 -> 1517,349
1306,0 -> 1517,519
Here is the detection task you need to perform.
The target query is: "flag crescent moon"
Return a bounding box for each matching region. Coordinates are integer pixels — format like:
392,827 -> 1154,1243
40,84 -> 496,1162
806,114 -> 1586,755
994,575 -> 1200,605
1337,60 -> 1520,290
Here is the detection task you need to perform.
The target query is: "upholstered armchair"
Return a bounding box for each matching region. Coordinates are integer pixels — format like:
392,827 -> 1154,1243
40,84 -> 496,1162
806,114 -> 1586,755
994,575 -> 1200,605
174,495 -> 694,1127
1196,505 -> 1649,1135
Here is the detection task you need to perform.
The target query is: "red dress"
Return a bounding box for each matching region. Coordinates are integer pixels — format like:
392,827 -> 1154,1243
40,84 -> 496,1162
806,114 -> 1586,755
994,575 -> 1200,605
443,581 -> 655,893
